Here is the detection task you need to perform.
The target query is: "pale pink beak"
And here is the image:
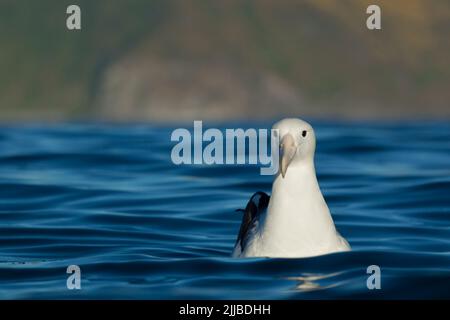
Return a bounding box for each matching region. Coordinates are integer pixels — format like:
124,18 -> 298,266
279,133 -> 296,178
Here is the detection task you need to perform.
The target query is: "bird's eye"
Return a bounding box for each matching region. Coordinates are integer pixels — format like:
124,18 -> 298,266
301,130 -> 307,137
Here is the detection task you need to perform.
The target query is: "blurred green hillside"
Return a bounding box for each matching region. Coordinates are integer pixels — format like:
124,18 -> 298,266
0,0 -> 449,121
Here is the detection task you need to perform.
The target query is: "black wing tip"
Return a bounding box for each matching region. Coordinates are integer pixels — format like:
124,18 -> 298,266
236,191 -> 269,214
235,191 -> 271,252
250,191 -> 270,210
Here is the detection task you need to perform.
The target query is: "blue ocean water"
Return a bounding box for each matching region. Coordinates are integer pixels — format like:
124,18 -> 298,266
0,121 -> 449,299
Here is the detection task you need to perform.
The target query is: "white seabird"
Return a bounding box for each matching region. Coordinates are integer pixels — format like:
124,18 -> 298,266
233,118 -> 350,258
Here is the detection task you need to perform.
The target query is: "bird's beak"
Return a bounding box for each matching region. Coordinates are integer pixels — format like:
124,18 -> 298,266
279,133 -> 296,178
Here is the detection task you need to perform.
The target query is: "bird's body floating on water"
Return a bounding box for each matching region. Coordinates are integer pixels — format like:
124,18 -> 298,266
233,118 -> 350,258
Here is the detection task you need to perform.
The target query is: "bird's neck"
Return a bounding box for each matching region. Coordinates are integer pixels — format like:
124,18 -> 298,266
273,161 -> 321,196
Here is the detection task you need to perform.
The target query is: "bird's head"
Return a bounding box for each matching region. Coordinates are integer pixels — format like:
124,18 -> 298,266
272,118 -> 316,178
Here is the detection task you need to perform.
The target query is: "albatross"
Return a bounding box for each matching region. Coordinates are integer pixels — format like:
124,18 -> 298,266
233,118 -> 350,258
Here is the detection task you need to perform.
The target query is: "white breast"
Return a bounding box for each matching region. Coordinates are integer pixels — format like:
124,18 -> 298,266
240,165 -> 350,258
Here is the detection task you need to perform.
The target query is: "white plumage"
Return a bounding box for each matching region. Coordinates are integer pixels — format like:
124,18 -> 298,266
233,118 -> 350,258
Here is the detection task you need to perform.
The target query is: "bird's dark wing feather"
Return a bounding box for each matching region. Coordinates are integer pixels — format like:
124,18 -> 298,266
235,191 -> 270,253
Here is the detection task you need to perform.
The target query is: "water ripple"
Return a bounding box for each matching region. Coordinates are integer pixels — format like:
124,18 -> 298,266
0,122 -> 449,299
